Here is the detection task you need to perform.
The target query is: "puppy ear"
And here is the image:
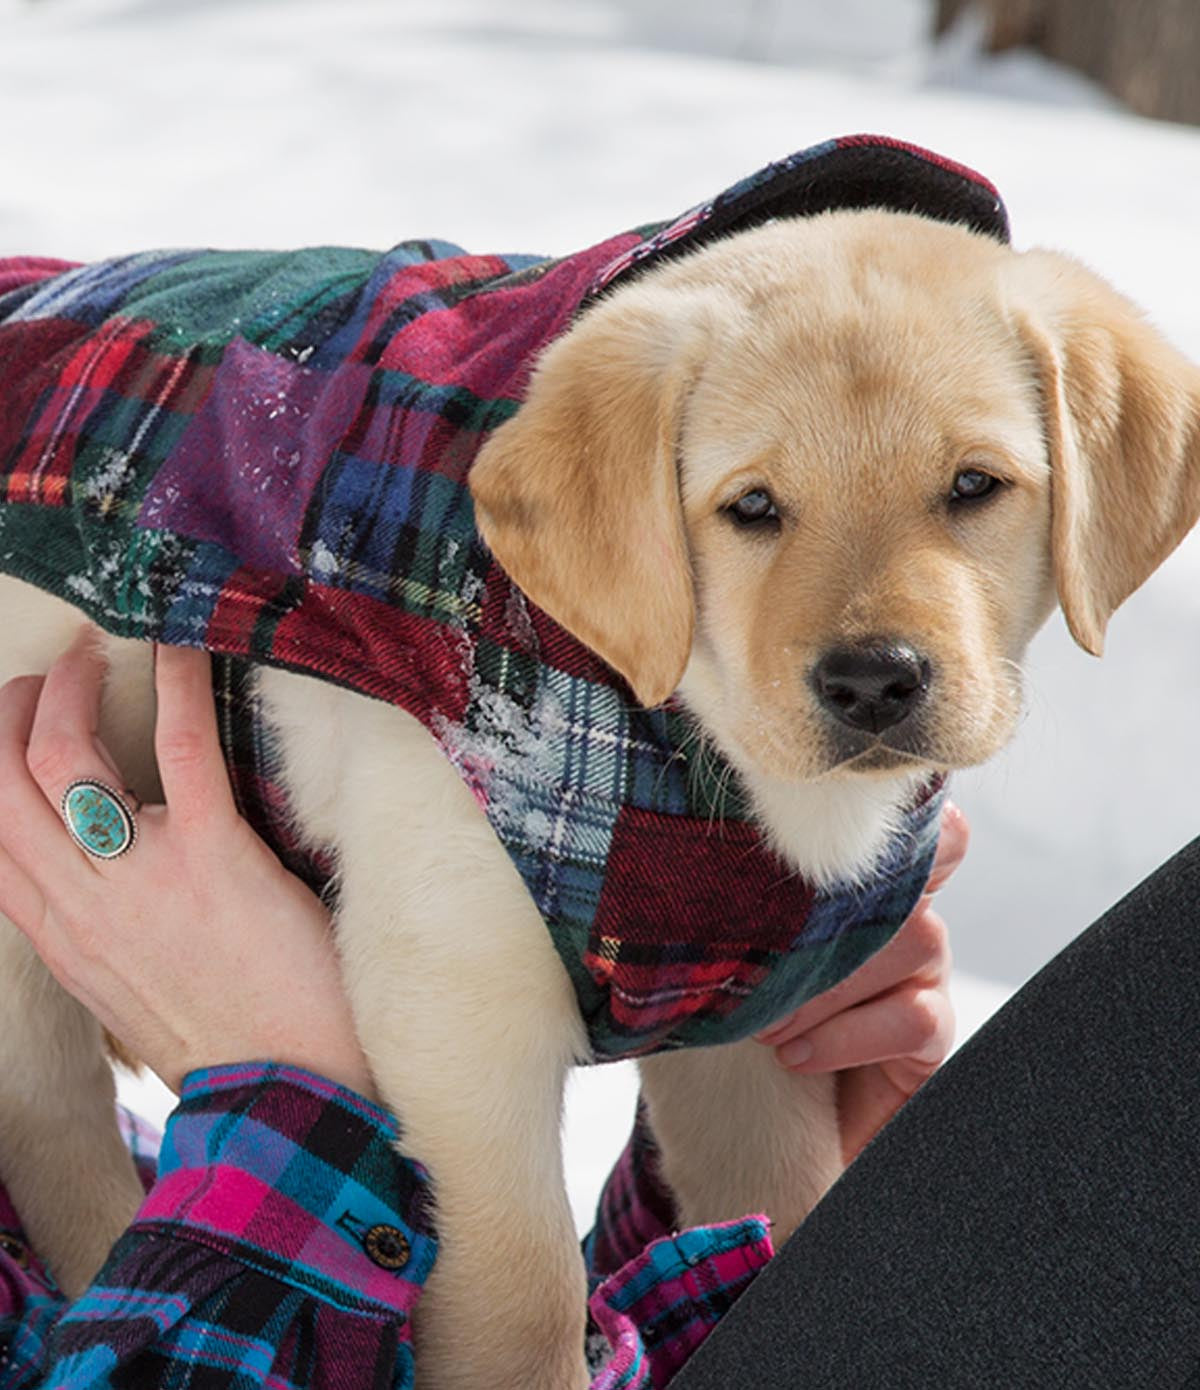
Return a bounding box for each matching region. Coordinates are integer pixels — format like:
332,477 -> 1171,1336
1010,250 -> 1200,656
471,284 -> 722,707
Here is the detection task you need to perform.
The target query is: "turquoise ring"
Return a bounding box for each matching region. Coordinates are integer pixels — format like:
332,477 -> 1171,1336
60,780 -> 139,861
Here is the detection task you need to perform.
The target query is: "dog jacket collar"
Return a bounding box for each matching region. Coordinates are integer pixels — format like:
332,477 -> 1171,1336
0,136 -> 1005,1060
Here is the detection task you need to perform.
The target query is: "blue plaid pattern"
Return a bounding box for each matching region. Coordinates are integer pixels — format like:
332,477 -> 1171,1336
0,136 -> 1000,1060
0,1069 -> 777,1389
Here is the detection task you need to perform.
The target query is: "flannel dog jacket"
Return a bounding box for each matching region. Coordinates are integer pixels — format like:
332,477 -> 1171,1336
0,135 -> 1007,1060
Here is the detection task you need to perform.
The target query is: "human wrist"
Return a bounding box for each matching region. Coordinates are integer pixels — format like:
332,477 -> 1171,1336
181,1045 -> 376,1104
177,1061 -> 392,1137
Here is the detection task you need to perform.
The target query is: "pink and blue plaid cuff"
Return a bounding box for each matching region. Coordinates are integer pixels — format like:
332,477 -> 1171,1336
1,1064 -> 773,1388
142,1062 -> 438,1315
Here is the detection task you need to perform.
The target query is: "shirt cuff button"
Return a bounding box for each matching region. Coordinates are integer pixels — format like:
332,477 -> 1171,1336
0,1233 -> 29,1268
364,1224 -> 411,1270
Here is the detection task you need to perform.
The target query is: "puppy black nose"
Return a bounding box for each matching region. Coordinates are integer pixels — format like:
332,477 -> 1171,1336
812,642 -> 930,733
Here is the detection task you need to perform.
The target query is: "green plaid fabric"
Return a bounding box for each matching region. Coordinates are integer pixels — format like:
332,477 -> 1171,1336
0,137 -> 1006,1058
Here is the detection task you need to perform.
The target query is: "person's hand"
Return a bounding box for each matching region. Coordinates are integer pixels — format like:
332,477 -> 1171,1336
755,801 -> 969,1163
0,626 -> 375,1099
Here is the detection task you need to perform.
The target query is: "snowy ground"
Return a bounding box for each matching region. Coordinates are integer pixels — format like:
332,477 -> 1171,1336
4,0 -> 1200,1230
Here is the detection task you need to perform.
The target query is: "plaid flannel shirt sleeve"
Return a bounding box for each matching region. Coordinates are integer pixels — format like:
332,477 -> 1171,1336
0,1063 -> 437,1389
0,1068 -> 772,1390
582,1106 -> 773,1389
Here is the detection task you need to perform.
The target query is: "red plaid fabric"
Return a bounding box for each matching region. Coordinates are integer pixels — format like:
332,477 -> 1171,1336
0,137 -> 1002,1058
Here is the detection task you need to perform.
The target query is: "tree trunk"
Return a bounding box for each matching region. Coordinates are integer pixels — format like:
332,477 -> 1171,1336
933,0 -> 1200,127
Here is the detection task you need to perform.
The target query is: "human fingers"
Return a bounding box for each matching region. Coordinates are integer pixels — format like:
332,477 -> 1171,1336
774,958 -> 955,1073
0,650 -> 372,1099
0,837 -> 50,944
838,1058 -> 937,1164
755,896 -> 952,1048
0,672 -> 100,879
24,626 -> 129,813
0,827 -> 103,1007
153,645 -> 236,825
923,800 -> 970,897
753,802 -> 965,1047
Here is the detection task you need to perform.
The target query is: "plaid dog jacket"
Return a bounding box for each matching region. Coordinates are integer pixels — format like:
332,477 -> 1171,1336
0,136 -> 1007,1060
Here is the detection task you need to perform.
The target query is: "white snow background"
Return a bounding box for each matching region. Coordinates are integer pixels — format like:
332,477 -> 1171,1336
3,0 -> 1199,1231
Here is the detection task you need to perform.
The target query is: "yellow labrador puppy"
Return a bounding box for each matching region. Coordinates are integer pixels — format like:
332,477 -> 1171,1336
0,140 -> 1198,1387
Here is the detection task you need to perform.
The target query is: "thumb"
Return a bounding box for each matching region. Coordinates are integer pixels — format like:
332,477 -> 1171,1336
922,801 -> 970,898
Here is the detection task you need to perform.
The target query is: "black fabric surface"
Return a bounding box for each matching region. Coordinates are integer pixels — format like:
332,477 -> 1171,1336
674,836 -> 1200,1388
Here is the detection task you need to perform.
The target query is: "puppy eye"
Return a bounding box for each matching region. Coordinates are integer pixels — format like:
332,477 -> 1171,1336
950,469 -> 1001,504
725,489 -> 779,527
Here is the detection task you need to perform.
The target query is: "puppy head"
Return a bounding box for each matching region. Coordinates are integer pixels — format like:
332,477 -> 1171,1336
471,210 -> 1200,788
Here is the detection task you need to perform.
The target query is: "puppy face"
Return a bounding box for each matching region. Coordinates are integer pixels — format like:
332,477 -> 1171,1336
472,209 -> 1200,795
674,215 -> 1056,782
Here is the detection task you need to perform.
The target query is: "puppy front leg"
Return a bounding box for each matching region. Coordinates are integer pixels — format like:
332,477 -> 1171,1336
0,919 -> 145,1297
336,879 -> 590,1390
638,1038 -> 841,1246
264,672 -> 590,1390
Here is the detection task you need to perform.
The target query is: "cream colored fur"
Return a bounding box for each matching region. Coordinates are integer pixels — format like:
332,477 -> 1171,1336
3,208 -> 1200,1389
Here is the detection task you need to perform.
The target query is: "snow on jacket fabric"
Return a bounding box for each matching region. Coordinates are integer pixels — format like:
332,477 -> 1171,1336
0,136 -> 1007,1060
